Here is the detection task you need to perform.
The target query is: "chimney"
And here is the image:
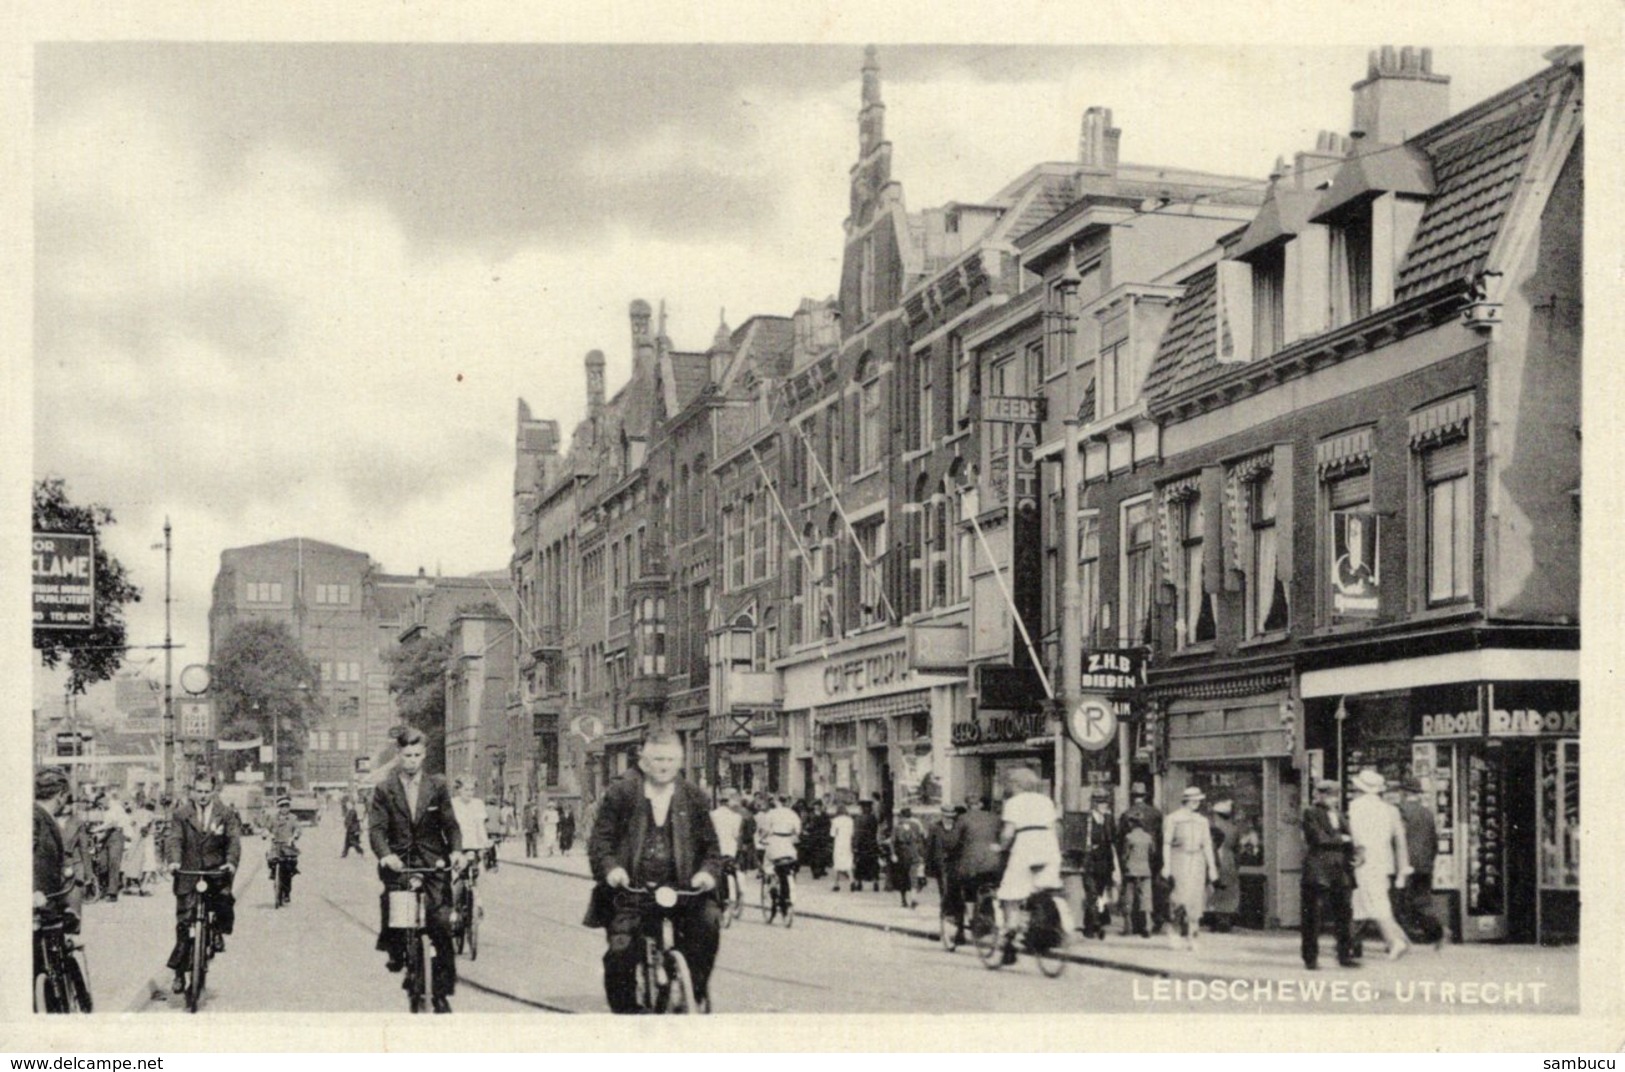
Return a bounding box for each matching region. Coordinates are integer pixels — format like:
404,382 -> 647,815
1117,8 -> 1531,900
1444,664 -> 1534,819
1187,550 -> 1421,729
630,298 -> 655,382
1079,106 -> 1121,171
585,349 -> 606,426
1294,131 -> 1354,187
1351,46 -> 1450,145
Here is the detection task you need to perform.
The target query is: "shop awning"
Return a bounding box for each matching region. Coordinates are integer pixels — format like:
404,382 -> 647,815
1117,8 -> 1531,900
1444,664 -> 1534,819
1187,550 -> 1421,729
812,692 -> 931,726
1300,648 -> 1578,698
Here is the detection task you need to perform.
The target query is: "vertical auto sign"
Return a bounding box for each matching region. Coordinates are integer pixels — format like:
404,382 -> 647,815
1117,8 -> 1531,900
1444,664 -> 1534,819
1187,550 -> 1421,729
32,532 -> 95,630
987,396 -> 1045,679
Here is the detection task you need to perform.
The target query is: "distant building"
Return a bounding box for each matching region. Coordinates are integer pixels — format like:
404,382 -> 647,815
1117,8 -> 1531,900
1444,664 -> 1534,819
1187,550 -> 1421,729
208,538 -> 512,788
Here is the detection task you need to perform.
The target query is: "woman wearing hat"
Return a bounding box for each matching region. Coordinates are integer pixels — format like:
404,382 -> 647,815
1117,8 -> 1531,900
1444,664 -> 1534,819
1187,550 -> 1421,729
1206,800 -> 1241,932
1347,768 -> 1411,959
1162,785 -> 1216,950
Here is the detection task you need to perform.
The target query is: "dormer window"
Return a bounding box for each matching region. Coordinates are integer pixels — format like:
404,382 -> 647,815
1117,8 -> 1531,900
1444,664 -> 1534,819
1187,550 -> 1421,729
1309,145 -> 1434,328
1250,244 -> 1287,358
1326,203 -> 1375,326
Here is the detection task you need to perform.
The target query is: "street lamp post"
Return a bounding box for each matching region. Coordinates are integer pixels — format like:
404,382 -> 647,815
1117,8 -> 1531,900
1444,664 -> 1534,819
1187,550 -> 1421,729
1055,251 -> 1085,813
159,519 -> 175,797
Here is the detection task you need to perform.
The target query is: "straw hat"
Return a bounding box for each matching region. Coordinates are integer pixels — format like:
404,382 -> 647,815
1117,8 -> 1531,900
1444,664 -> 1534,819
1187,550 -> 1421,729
1352,768 -> 1387,794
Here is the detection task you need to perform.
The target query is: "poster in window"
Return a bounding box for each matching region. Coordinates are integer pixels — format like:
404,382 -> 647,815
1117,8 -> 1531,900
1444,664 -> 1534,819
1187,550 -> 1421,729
1331,510 -> 1380,617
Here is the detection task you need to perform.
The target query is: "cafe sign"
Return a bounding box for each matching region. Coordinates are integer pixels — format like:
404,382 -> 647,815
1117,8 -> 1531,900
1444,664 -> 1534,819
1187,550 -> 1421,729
823,642 -> 909,697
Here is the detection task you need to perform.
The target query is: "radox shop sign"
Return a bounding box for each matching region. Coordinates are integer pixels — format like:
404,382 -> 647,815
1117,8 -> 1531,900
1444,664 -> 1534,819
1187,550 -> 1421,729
1414,683 -> 1580,739
32,533 -> 95,630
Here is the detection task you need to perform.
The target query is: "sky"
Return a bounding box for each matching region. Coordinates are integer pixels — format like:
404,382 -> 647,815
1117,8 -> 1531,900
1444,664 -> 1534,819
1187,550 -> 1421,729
29,42 -> 1555,712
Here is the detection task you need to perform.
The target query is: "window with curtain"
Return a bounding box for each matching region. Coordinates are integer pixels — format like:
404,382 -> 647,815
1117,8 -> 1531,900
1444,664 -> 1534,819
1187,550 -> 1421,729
1122,499 -> 1155,646
1424,437 -> 1472,605
1251,245 -> 1286,359
1329,210 -> 1373,326
1178,494 -> 1216,647
1249,471 -> 1289,634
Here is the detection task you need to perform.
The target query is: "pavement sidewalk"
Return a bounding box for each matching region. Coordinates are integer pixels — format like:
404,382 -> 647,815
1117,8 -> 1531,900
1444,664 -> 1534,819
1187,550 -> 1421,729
497,840 -> 1578,1012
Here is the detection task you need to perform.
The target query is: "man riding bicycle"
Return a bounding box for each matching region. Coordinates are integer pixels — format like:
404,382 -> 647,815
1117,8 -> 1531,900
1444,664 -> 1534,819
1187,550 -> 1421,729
756,795 -> 802,918
370,726 -> 463,1013
33,768 -> 78,932
584,730 -> 721,1014
163,772 -> 241,994
266,796 -> 301,905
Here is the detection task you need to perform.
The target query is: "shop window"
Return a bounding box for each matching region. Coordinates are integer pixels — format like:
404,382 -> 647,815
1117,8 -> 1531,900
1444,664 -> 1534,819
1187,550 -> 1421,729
1540,740 -> 1580,890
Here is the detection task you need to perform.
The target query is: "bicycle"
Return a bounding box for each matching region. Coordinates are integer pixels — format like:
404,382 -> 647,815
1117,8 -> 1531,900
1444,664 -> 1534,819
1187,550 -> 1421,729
451,854 -> 482,960
716,858 -> 744,929
616,884 -> 709,1014
268,851 -> 297,909
389,864 -> 450,1013
758,859 -> 795,927
33,885 -> 92,1013
173,868 -> 232,1012
973,885 -> 1069,978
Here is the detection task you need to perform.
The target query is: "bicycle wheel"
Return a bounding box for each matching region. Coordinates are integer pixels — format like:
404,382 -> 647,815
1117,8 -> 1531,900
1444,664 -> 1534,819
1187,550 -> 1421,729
405,932 -> 426,1014
452,889 -> 467,955
186,921 -> 207,1012
273,863 -> 285,909
664,950 -> 696,1015
718,888 -> 733,929
65,951 -> 92,1012
939,912 -> 959,952
758,874 -> 773,923
467,890 -> 480,961
34,972 -> 52,1014
974,898 -> 1003,970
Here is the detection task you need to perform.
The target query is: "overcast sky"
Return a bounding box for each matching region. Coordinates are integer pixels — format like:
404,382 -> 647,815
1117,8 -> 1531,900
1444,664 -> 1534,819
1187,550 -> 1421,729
31,42 -> 1554,708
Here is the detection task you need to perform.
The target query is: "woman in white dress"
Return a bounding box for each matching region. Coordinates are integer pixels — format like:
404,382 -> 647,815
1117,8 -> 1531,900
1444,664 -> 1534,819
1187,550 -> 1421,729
1163,785 -> 1217,950
829,805 -> 856,891
996,767 -> 1067,958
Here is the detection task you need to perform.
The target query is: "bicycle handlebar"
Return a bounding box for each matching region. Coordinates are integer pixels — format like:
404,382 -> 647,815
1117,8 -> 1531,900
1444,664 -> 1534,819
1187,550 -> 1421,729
174,868 -> 233,877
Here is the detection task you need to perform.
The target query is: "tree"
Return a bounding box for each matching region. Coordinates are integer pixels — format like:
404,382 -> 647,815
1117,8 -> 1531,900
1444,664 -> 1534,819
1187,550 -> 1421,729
387,631 -> 451,772
32,478 -> 143,694
212,619 -> 319,788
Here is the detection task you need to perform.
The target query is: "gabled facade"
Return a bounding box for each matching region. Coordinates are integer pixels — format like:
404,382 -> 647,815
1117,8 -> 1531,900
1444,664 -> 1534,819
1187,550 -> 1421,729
1140,47 -> 1582,941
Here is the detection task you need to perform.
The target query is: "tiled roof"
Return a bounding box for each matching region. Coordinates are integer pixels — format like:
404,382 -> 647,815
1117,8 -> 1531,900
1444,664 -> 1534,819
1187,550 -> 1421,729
667,351 -> 711,410
1394,99 -> 1547,301
739,317 -> 796,378
1145,62 -> 1573,411
1003,175 -> 1076,241
1142,265 -> 1218,402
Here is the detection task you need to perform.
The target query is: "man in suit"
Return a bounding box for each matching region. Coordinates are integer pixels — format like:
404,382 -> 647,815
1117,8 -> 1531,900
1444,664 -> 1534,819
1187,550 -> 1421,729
162,771 -> 242,993
1300,779 -> 1357,970
1079,787 -> 1122,939
369,726 -> 462,1013
585,730 -> 721,1014
1394,780 -> 1444,947
33,767 -> 77,930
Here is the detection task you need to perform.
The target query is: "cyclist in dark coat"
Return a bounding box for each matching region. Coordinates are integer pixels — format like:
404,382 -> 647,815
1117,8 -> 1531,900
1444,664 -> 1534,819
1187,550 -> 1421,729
584,730 -> 721,1013
162,772 -> 242,992
369,727 -> 462,1012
